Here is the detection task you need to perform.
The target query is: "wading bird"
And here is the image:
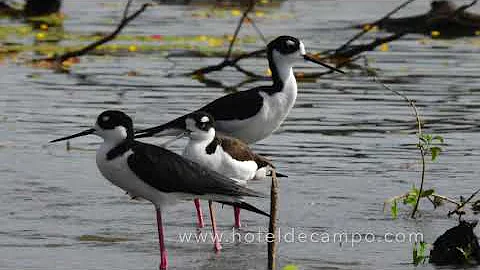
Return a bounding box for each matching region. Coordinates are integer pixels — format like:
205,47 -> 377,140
50,110 -> 269,270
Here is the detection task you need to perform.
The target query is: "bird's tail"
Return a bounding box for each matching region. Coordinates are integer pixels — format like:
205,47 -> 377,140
215,200 -> 270,217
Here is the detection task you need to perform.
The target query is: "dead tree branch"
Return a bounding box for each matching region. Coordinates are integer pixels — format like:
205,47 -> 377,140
187,0 -> 268,77
336,0 -> 417,53
32,0 -> 150,64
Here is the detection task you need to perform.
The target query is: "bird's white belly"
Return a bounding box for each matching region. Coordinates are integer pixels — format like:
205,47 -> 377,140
183,141 -> 255,184
221,152 -> 257,182
96,145 -> 178,207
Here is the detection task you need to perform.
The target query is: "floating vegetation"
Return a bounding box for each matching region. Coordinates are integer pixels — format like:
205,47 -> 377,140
77,234 -> 130,243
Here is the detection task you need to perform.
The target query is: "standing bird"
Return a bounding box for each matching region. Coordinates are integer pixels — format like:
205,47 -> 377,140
135,35 -> 344,144
49,110 -> 269,270
180,111 -> 286,251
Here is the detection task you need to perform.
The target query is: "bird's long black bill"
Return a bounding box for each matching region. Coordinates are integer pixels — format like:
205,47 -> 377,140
216,200 -> 270,217
49,128 -> 95,143
303,54 -> 345,74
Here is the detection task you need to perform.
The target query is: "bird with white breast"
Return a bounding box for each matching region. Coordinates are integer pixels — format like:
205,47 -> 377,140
49,110 -> 269,270
135,35 -> 344,144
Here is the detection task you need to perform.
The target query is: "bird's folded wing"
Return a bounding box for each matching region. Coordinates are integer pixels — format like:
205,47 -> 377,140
127,141 -> 265,198
199,86 -> 267,121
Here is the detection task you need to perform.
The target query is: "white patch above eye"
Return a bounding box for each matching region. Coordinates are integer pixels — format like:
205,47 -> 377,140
200,116 -> 209,123
286,40 -> 295,47
102,115 -> 110,122
299,41 -> 306,55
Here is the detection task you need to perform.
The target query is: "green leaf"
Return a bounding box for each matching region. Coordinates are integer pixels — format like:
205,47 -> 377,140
419,241 -> 427,256
431,146 -> 442,161
420,189 -> 435,198
391,199 -> 398,219
413,242 -> 428,266
433,135 -> 444,144
403,194 -> 417,206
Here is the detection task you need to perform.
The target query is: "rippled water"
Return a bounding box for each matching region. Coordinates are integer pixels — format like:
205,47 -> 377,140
2,0 -> 480,269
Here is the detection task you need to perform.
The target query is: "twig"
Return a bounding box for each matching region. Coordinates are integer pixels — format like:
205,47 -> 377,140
188,48 -> 265,76
225,0 -> 255,59
336,0 -> 417,53
371,76 -> 425,218
431,193 -> 461,207
448,188 -> 480,217
455,0 -> 478,13
247,15 -> 268,44
267,171 -> 279,270
187,0 -> 268,77
33,0 -> 150,64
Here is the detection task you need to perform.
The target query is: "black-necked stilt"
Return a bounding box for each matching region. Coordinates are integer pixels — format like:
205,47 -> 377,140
179,111 -> 286,245
49,110 -> 269,270
135,35 -> 344,144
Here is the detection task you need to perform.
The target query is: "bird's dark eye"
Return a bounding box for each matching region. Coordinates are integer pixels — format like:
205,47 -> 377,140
281,40 -> 298,54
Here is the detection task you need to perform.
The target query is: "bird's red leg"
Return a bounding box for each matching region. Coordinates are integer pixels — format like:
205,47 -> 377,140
208,200 -> 222,252
156,208 -> 168,270
234,206 -> 241,228
194,198 -> 205,228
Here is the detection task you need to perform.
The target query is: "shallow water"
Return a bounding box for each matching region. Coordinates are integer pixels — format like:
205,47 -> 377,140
2,0 -> 480,269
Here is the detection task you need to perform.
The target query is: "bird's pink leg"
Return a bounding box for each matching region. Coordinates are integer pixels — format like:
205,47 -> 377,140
208,200 -> 222,252
156,208 -> 168,270
234,206 -> 241,228
194,198 -> 204,228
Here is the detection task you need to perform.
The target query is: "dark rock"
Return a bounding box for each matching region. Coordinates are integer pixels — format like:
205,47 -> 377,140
430,220 -> 480,265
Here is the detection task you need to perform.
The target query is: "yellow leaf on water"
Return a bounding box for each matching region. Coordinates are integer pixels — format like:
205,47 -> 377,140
36,32 -> 46,40
282,265 -> 299,270
379,43 -> 389,52
265,68 -> 272,77
231,9 -> 242,16
431,30 -> 440,37
40,24 -> 49,31
128,45 -> 138,52
207,38 -> 223,47
255,11 -> 265,17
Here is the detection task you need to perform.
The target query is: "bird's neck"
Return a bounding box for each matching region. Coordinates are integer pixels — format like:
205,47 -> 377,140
268,53 -> 296,94
104,138 -> 134,160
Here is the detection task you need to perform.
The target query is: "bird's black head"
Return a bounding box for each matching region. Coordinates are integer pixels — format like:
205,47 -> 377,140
96,110 -> 134,141
50,110 -> 134,143
185,111 -> 216,141
267,36 -> 304,56
97,110 -> 133,131
187,111 -> 215,132
266,36 -> 344,86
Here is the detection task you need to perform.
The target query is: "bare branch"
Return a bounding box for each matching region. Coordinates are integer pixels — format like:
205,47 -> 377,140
33,0 -> 150,64
226,0 -> 255,59
336,0 -> 417,53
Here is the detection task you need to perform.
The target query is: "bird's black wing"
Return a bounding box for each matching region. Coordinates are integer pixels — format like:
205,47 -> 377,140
134,86 -> 269,138
127,141 -> 265,198
199,86 -> 268,121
